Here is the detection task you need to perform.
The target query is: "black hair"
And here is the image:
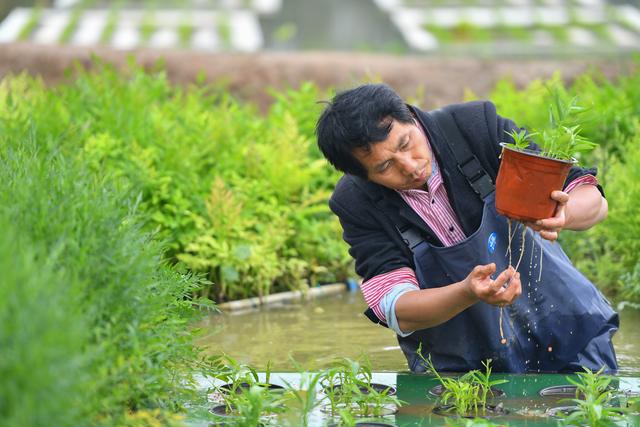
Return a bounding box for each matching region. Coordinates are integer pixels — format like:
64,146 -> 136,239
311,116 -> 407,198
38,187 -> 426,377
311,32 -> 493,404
315,83 -> 414,178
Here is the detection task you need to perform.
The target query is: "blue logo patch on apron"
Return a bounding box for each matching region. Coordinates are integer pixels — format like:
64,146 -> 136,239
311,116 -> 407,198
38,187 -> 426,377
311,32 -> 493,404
487,232 -> 497,254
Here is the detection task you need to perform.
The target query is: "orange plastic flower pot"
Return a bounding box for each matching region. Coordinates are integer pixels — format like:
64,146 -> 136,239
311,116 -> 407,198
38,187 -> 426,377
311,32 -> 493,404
495,144 -> 576,222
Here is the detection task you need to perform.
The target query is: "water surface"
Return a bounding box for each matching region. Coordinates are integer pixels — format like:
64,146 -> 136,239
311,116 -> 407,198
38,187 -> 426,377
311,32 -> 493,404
198,290 -> 640,374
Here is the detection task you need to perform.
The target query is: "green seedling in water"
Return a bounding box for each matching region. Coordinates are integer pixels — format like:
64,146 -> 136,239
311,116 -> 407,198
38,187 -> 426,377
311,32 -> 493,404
337,408 -> 357,426
230,384 -> 286,426
321,355 -> 404,417
279,370 -> 324,427
466,360 -> 509,406
208,354 -> 283,420
558,367 -> 628,427
418,345 -> 507,416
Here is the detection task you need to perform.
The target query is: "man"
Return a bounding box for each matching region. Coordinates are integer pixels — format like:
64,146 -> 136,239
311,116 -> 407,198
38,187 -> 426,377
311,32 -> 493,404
316,83 -> 618,373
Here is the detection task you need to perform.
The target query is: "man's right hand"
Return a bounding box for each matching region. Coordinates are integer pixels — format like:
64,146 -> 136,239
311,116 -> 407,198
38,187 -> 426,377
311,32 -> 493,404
395,263 -> 522,333
462,263 -> 521,307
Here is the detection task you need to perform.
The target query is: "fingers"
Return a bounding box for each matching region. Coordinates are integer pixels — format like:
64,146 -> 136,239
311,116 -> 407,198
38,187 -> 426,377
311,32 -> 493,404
491,266 -> 515,291
550,190 -> 570,204
538,229 -> 559,242
502,271 -> 522,304
467,264 -> 523,306
528,191 -> 569,232
490,267 -> 522,306
536,214 -> 565,230
472,263 -> 496,278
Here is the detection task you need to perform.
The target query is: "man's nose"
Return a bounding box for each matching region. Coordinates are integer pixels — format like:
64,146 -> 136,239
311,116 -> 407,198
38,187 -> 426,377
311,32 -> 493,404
398,155 -> 418,175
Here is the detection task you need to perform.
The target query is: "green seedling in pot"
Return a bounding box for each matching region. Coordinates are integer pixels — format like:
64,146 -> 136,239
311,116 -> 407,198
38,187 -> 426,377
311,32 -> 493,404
503,87 -> 595,161
208,354 -> 282,416
321,355 -> 404,417
418,344 -> 507,416
279,370 -> 324,427
567,366 -> 614,400
558,367 -> 628,427
356,382 -> 403,417
505,129 -> 537,152
466,360 -> 508,407
337,408 -> 357,427
230,384 -> 286,427
497,87 -> 598,272
321,356 -> 371,415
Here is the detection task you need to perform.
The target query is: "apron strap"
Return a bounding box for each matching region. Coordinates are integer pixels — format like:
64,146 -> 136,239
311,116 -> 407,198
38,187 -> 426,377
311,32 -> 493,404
430,108 -> 495,199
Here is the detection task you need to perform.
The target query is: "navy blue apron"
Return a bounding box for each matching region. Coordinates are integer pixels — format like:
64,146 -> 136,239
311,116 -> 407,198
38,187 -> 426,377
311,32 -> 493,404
399,191 -> 618,373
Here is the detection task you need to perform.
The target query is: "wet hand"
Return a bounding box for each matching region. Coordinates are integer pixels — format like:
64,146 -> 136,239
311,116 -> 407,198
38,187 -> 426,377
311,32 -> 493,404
463,263 -> 521,307
525,190 -> 569,242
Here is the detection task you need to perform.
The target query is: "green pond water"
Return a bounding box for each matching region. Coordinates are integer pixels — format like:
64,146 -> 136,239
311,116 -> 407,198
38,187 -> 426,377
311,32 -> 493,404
198,290 -> 640,375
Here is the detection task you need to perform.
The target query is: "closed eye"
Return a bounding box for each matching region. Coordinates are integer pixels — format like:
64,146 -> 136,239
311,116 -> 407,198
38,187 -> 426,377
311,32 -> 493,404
377,161 -> 392,173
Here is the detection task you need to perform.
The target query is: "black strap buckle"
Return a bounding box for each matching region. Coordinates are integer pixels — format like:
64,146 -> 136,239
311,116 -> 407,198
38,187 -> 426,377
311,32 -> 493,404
397,226 -> 424,251
457,156 -> 485,183
457,156 -> 494,198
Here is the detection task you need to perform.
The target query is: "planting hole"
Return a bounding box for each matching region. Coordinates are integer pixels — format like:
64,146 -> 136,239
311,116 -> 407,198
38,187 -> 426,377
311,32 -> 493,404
539,385 -> 578,397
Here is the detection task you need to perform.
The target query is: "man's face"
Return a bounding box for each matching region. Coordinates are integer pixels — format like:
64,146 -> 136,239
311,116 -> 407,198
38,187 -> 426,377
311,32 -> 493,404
352,119 -> 432,191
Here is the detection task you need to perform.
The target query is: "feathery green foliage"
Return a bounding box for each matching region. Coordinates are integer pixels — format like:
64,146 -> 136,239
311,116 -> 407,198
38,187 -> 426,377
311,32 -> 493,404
0,127 -> 213,425
0,62 -> 351,303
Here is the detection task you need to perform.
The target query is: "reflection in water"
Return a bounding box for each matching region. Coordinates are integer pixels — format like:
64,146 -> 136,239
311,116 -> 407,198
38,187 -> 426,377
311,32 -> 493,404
198,291 -> 640,374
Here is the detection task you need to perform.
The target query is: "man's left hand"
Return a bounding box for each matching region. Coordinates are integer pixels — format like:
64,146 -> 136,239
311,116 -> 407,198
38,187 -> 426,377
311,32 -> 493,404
524,190 -> 569,242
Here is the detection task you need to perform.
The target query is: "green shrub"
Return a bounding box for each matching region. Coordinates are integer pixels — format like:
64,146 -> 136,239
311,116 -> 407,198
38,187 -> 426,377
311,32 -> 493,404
5,58 -> 636,304
0,134 -> 212,425
0,62 -> 351,302
0,220 -> 90,426
561,132 -> 640,299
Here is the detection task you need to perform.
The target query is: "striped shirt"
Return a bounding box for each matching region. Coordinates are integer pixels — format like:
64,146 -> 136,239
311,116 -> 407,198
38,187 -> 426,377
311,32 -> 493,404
360,123 -> 599,325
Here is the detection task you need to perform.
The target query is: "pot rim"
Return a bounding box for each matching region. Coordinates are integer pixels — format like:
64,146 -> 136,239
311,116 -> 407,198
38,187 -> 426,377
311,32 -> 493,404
499,143 -> 578,165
